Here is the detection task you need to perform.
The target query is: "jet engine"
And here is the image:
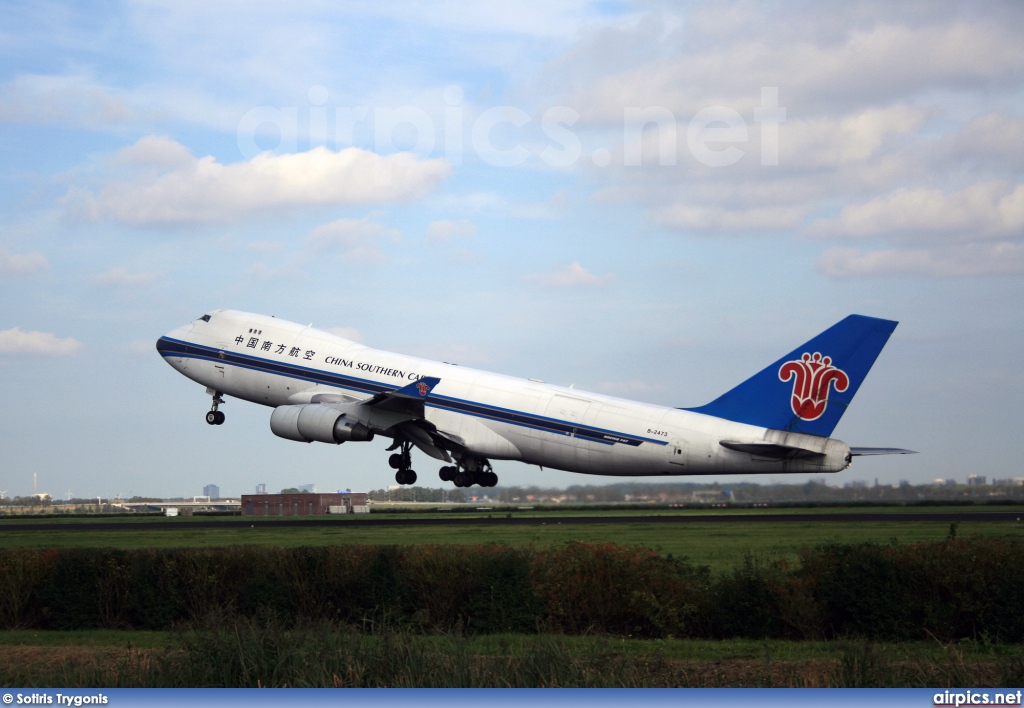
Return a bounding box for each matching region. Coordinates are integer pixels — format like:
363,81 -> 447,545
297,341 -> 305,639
269,404 -> 374,444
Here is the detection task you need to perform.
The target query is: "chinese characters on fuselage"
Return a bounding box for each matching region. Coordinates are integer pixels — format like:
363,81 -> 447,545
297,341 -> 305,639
232,334 -> 419,380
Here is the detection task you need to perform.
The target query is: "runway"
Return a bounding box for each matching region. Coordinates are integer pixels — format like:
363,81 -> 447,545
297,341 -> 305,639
1,509 -> 1020,532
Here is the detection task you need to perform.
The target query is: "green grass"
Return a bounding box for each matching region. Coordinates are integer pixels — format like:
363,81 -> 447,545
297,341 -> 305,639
1,629 -> 1017,663
4,625 -> 1023,688
2,515 -> 1023,571
4,502 -> 1023,524
0,630 -> 169,649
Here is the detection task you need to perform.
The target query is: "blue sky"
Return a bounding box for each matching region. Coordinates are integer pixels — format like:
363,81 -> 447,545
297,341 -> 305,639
1,1 -> 1022,498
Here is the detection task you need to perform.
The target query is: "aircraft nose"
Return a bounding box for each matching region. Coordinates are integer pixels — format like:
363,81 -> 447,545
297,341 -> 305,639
155,334 -> 172,356
156,323 -> 194,361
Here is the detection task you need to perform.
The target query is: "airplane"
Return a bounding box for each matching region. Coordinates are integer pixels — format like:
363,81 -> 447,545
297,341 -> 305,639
157,310 -> 914,488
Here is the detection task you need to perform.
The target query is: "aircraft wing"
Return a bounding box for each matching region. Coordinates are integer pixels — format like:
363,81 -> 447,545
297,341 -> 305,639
362,377 -> 456,462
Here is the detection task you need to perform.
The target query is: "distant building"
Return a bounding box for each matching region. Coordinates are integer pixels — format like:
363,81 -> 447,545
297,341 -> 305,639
241,492 -> 368,516
967,475 -> 987,486
203,484 -> 220,499
298,483 -> 316,493
256,483 -> 267,494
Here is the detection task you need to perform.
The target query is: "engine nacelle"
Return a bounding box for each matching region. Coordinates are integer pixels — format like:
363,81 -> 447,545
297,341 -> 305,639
269,404 -> 374,444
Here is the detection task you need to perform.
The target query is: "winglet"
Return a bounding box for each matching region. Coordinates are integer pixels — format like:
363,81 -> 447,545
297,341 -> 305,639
394,376 -> 440,400
363,376 -> 441,416
367,376 -> 440,406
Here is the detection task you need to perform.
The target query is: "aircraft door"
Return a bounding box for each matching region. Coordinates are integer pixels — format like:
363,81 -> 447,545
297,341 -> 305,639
668,434 -> 713,471
669,441 -> 687,467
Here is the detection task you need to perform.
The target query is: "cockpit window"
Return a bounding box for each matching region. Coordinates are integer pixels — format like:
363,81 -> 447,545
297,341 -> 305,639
198,314 -> 212,322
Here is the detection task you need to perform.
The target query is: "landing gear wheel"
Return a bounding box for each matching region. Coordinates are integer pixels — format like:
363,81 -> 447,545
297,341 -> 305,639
395,470 -> 406,485
206,390 -> 225,426
439,465 -> 456,482
483,471 -> 498,487
389,454 -> 404,470
406,469 -> 417,485
453,472 -> 467,487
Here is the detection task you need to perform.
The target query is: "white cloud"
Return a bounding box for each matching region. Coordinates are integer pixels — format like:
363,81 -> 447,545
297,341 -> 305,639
809,182 -> 1024,240
948,113 -> 1024,168
781,105 -> 926,168
536,4 -> 1024,284
564,12 -> 1024,123
0,250 -> 47,276
426,219 -> 477,243
63,137 -> 449,227
525,261 -> 615,288
306,215 -> 401,250
0,328 -> 82,356
305,215 -> 401,263
657,205 -> 805,233
113,135 -> 195,170
0,73 -> 134,128
91,268 -> 159,288
326,327 -> 364,343
816,243 -> 1024,278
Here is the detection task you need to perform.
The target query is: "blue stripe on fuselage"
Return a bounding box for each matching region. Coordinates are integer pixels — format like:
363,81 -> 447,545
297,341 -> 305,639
156,336 -> 665,448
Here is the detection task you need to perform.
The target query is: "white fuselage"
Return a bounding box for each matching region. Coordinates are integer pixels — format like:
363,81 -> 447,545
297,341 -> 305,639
158,310 -> 851,477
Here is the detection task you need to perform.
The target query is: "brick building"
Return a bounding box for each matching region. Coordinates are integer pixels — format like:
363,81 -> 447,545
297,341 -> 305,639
240,492 -> 368,516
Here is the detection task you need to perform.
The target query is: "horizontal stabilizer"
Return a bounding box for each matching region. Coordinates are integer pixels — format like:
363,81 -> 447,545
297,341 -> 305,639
849,447 -> 918,456
720,440 -> 826,460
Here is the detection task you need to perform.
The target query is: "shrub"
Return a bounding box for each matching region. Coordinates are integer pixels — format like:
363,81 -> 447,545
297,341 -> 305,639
5,537 -> 1023,641
531,542 -> 710,637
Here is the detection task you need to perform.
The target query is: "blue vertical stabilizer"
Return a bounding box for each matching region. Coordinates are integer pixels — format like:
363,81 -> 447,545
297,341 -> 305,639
685,315 -> 898,437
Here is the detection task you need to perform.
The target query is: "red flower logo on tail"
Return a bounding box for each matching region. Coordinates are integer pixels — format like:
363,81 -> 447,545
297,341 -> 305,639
416,382 -> 430,396
778,353 -> 849,421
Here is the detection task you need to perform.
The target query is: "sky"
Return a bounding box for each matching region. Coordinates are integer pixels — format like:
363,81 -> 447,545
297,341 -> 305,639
0,1 -> 1022,499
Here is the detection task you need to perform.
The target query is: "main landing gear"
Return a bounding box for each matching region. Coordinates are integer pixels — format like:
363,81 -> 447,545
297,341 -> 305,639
439,457 -> 497,488
388,441 -> 418,485
386,441 -> 496,488
205,390 -> 225,426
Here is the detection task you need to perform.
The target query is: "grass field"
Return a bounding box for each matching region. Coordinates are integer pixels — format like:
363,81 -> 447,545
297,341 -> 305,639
5,502 -> 1022,522
1,628 -> 1019,663
2,508 -> 1023,572
3,626 -> 1022,688
4,508 -> 1024,688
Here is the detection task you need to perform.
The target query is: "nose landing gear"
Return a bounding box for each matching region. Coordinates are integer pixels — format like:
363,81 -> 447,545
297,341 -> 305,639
205,390 -> 225,425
